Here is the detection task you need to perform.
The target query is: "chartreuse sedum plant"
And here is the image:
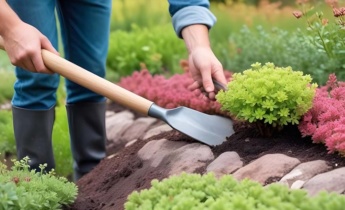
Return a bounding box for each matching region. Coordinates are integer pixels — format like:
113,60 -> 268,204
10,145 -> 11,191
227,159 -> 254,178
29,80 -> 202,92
125,172 -> 345,210
0,156 -> 77,210
216,62 -> 317,136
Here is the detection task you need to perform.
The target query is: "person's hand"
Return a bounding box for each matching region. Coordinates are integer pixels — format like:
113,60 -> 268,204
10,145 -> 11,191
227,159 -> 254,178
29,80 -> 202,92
2,22 -> 59,74
187,46 -> 227,100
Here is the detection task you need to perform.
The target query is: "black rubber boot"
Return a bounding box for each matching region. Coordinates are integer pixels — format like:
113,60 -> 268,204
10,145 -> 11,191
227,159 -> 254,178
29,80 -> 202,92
66,102 -> 106,181
12,106 -> 56,172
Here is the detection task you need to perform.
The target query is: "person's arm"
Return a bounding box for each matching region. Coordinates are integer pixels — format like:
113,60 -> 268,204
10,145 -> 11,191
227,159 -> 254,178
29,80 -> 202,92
0,0 -> 58,73
168,0 -> 227,99
0,0 -> 22,35
181,24 -> 226,97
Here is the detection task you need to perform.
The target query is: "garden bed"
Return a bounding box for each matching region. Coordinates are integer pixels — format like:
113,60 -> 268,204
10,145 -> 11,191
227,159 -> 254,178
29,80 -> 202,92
65,102 -> 345,210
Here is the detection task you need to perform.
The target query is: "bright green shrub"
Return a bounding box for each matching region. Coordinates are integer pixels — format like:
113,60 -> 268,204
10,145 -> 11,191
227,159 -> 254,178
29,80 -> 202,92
125,172 -> 345,210
0,157 -> 77,210
216,62 -> 317,136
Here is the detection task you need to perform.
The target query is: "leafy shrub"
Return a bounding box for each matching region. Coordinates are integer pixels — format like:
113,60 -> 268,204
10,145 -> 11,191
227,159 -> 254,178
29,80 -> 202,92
0,157 -> 77,210
117,67 -> 232,115
216,62 -> 317,136
107,24 -> 186,79
299,74 -> 345,155
125,172 -> 345,210
218,25 -> 338,85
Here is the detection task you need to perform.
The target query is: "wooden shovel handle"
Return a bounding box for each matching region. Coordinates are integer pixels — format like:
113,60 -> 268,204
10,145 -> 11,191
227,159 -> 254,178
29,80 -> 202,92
0,36 -> 153,115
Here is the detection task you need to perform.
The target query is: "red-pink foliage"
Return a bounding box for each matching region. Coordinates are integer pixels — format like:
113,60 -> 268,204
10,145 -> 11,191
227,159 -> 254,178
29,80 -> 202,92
299,74 -> 345,154
117,69 -> 232,116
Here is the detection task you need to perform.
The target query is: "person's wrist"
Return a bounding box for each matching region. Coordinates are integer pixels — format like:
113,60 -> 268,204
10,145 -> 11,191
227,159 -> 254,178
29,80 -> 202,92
0,18 -> 22,38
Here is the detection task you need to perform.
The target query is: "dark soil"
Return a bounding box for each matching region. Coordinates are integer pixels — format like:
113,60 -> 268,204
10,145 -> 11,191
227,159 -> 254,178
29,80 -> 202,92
65,104 -> 345,210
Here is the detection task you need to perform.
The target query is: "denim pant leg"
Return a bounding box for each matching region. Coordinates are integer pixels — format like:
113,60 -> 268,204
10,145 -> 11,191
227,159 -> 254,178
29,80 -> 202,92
57,0 -> 112,104
8,0 -> 60,110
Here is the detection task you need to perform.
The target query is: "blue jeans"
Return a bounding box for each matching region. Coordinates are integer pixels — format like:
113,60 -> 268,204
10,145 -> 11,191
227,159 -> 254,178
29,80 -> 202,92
8,0 -> 112,110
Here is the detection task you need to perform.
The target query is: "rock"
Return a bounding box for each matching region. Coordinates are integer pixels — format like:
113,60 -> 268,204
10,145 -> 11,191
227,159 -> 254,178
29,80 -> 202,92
120,117 -> 157,143
105,110 -> 115,118
125,139 -> 137,147
206,151 -> 243,178
138,140 -> 214,176
138,139 -> 188,167
279,160 -> 331,188
233,154 -> 300,184
142,124 -> 173,140
303,167 -> 345,196
166,143 -> 214,176
291,180 -> 305,189
106,110 -> 134,142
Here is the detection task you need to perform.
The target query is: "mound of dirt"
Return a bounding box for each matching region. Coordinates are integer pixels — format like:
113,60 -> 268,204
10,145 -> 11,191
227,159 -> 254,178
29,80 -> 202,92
65,106 -> 345,210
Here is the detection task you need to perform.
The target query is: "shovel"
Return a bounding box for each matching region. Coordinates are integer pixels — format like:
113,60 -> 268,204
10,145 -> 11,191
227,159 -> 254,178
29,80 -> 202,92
0,37 -> 234,146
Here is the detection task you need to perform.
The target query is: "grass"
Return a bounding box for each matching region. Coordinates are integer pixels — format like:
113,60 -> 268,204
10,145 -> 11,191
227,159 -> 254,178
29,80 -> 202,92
52,105 -> 73,178
0,110 -> 15,156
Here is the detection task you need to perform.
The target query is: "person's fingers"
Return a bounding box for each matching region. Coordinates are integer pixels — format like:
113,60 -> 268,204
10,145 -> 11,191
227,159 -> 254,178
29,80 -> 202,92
41,36 -> 59,55
199,65 -> 214,93
208,92 -> 216,100
31,53 -> 53,74
188,81 -> 201,91
211,62 -> 227,85
22,58 -> 36,73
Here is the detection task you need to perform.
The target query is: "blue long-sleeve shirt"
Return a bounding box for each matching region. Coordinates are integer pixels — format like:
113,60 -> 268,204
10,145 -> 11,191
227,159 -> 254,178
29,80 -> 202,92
168,0 -> 217,38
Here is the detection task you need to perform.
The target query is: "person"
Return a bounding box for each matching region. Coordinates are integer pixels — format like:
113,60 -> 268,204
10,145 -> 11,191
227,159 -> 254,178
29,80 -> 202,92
0,0 -> 227,181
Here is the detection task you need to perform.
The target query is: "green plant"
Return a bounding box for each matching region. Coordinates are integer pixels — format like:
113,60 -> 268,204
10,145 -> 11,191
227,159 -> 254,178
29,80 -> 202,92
293,0 -> 343,56
125,172 -> 345,210
216,62 -> 317,136
107,24 -> 186,79
216,24 -> 339,85
292,0 -> 345,82
0,157 -> 77,210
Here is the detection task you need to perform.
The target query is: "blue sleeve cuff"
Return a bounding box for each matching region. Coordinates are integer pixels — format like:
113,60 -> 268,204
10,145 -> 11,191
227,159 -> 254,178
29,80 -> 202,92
172,6 -> 217,39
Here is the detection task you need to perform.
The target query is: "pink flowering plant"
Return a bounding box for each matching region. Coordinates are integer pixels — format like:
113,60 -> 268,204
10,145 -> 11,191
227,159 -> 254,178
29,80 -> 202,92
216,62 -> 317,137
299,74 -> 345,155
117,65 -> 232,116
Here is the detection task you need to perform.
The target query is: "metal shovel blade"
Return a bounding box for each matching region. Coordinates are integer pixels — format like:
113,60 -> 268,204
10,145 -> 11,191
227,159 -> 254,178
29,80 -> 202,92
148,104 -> 234,146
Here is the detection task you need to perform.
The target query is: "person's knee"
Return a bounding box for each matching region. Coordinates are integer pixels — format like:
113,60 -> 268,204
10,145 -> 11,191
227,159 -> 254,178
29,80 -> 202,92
12,69 -> 59,109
